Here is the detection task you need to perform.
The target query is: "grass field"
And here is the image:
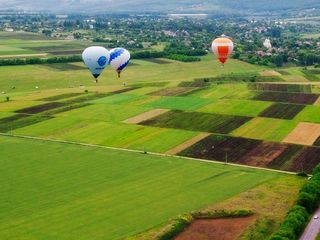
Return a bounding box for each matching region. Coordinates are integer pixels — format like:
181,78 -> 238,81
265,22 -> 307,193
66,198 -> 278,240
0,36 -> 319,239
0,57 -> 264,93
0,135 -> 280,240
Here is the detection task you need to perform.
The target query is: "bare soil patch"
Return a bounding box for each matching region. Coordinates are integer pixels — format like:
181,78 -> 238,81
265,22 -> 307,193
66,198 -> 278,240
175,216 -> 256,240
123,109 -> 169,124
238,142 -> 288,167
283,122 -> 320,145
260,70 -> 282,77
165,133 -> 211,155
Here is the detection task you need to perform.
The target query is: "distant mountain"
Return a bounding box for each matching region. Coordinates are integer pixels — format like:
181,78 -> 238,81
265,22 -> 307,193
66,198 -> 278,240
0,0 -> 319,13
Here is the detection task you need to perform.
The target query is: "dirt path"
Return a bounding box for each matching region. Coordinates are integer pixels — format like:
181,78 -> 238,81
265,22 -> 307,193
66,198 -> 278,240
123,109 -> 169,124
175,216 -> 256,240
165,133 -> 210,155
283,122 -> 320,145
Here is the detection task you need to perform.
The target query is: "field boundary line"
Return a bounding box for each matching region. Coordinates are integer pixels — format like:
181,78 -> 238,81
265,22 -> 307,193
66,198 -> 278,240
0,132 -> 298,175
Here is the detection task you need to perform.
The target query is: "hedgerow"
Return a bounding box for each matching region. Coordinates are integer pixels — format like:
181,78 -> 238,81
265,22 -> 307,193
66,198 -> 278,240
269,165 -> 320,240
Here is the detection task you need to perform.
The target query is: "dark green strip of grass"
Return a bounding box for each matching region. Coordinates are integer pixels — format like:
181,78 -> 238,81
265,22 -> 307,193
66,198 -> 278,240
38,93 -> 86,101
259,103 -> 305,120
140,110 -> 252,134
15,102 -> 67,114
0,114 -> 53,133
45,103 -> 92,115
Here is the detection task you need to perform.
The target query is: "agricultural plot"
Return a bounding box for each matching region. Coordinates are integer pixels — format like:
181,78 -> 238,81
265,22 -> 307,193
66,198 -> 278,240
179,135 -> 262,163
42,63 -> 86,71
289,147 -> 320,173
149,87 -> 197,96
283,122 -> 320,146
90,93 -> 148,105
0,135 -> 280,240
259,103 -> 305,120
199,99 -> 271,117
294,105 -> 320,123
179,134 -> 320,173
13,117 -> 198,153
123,109 -> 169,124
253,91 -> 319,104
266,144 -> 303,170
190,83 -> 258,100
140,110 -> 252,134
237,142 -> 289,167
232,117 -> 297,142
38,92 -> 86,101
0,113 -> 53,132
145,96 -> 214,111
15,102 -> 67,114
249,83 -> 312,93
175,216 -> 256,240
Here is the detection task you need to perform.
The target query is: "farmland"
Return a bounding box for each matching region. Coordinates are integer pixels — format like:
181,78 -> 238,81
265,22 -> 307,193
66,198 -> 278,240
0,33 -> 320,239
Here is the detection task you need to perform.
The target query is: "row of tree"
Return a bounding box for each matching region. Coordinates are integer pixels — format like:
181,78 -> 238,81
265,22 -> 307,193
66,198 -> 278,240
0,55 -> 82,66
269,165 -> 320,240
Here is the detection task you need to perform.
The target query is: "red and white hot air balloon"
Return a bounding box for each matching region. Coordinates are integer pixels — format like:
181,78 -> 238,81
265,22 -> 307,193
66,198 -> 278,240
211,35 -> 234,65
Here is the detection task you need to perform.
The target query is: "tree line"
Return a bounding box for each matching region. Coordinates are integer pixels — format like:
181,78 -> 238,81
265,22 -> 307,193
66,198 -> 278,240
269,165 -> 320,240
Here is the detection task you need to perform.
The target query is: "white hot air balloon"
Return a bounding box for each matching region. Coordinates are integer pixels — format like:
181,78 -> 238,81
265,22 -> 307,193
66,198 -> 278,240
82,46 -> 110,82
109,48 -> 131,78
263,38 -> 272,51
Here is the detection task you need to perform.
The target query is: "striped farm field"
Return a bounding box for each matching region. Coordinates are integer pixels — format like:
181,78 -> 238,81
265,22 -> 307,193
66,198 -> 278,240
179,134 -> 320,173
198,99 -> 272,117
232,117 -> 298,142
259,103 -> 306,120
140,110 -> 252,134
0,135 -> 280,240
253,91 -> 319,105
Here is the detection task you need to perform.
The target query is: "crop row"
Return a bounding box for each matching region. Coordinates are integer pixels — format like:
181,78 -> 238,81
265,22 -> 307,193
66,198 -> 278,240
254,91 -> 318,104
259,103 -> 305,120
179,134 -> 320,173
140,110 -> 252,134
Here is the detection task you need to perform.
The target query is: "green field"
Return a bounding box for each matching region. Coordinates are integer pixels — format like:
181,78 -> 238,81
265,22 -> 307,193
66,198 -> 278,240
0,38 -> 319,239
0,135 -> 280,240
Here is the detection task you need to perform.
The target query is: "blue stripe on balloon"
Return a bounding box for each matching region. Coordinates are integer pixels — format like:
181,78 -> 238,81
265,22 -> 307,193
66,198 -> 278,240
109,48 -> 125,63
118,60 -> 129,71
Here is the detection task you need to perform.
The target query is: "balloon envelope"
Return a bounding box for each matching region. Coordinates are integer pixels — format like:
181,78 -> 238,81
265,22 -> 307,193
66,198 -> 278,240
109,48 -> 131,77
82,46 -> 110,80
212,37 -> 234,64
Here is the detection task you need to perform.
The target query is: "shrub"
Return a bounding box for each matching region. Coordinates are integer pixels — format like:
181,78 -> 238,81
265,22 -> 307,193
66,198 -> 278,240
158,215 -> 193,240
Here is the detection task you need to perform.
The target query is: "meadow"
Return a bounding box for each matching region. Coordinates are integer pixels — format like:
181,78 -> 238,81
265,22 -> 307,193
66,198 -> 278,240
0,135 -> 280,240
